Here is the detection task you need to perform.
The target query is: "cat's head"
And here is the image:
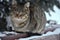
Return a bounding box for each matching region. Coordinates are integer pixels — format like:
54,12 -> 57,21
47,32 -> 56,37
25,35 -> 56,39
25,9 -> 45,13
10,1 -> 30,18
10,1 -> 30,28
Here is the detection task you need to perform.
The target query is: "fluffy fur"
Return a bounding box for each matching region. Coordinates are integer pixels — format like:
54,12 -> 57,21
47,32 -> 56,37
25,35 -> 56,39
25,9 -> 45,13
10,0 -> 46,34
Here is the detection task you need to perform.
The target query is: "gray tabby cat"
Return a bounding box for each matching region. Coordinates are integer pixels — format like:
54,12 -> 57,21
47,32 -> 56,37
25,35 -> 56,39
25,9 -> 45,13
10,0 -> 46,34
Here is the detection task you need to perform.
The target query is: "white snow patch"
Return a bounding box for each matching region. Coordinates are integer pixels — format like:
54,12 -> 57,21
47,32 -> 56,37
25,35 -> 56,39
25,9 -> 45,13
0,33 -> 6,37
0,39 -> 1,40
3,31 -> 17,35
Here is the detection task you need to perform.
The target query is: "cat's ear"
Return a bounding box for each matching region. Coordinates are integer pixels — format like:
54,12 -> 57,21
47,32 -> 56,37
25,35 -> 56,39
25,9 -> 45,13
12,0 -> 17,5
24,2 -> 30,8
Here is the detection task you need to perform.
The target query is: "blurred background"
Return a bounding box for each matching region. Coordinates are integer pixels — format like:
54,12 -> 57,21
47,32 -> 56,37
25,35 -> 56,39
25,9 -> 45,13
45,5 -> 60,26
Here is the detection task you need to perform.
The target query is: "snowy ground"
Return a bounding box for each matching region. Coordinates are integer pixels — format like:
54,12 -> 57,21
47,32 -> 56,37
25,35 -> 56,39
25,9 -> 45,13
18,28 -> 60,40
0,24 -> 60,40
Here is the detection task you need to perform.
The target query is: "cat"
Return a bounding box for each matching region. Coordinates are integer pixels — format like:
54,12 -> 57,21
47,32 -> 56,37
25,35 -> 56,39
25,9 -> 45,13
10,0 -> 46,35
10,1 -> 30,32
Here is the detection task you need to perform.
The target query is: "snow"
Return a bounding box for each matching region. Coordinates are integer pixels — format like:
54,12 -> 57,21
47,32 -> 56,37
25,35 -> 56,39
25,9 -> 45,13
0,31 -> 18,37
19,28 -> 60,40
54,28 -> 60,34
2,31 -> 17,35
0,39 -> 1,40
45,5 -> 60,24
0,32 -> 6,37
0,24 -> 58,40
0,24 -> 60,40
42,28 -> 60,36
